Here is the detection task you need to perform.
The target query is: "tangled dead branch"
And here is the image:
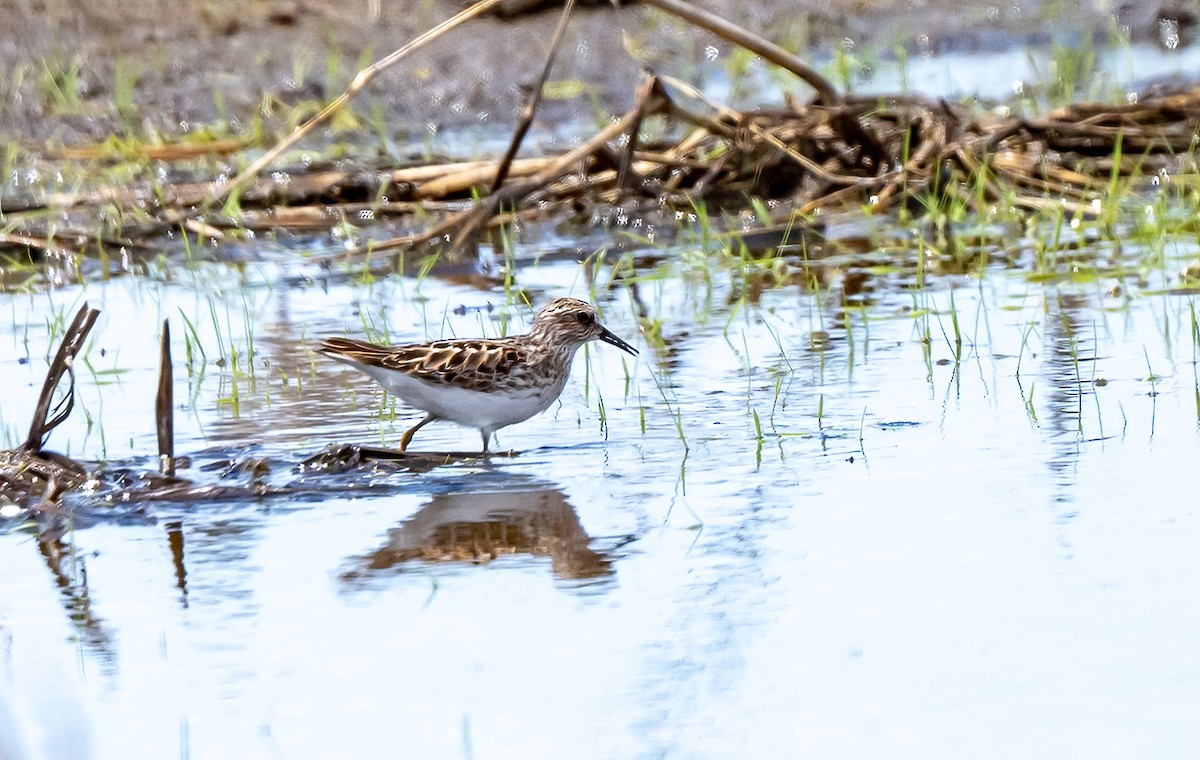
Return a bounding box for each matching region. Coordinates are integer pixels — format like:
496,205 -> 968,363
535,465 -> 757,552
2,3 -> 1199,266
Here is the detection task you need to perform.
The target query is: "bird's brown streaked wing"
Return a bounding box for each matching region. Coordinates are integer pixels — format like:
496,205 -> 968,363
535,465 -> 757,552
317,337 -> 396,365
398,340 -> 528,386
319,337 -> 528,387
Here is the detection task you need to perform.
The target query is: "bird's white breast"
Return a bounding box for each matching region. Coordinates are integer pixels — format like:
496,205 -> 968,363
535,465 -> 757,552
356,361 -> 568,433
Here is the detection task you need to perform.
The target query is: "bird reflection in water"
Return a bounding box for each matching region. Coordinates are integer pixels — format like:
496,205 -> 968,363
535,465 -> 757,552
342,487 -> 615,583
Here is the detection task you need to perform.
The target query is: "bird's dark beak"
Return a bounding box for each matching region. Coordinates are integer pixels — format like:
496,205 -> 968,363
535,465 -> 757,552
598,325 -> 638,355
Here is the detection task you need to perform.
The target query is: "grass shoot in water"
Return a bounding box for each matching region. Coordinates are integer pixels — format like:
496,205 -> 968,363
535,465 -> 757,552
1190,300 -> 1200,421
1143,345 -> 1159,397
752,407 -> 763,467
649,367 -> 687,453
761,316 -> 793,426
1021,379 -> 1038,423
590,348 -> 610,440
241,293 -> 258,392
740,328 -> 755,420
843,308 -> 856,378
951,288 -> 963,353
178,308 -> 208,380
1016,319 -> 1038,379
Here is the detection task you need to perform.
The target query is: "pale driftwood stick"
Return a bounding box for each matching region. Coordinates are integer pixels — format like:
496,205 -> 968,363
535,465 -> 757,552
181,218 -> 225,240
0,185 -> 137,215
637,0 -> 841,104
1008,195 -> 1097,217
13,165 -> 361,215
209,0 -> 509,204
0,231 -> 78,256
335,215 -> 465,260
230,200 -> 462,231
798,183 -> 874,215
416,158 -> 551,199
394,158 -> 550,186
49,137 -> 247,162
989,163 -> 1092,200
492,0 -> 578,192
1023,117 -> 1183,140
23,303 -> 100,453
628,150 -> 712,170
1040,162 -> 1109,190
13,169 -> 361,219
156,320 -> 175,476
540,168 -> 621,204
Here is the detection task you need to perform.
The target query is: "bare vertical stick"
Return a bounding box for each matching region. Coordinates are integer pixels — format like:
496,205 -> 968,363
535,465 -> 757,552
617,75 -> 665,191
491,0 -> 578,192
156,319 -> 175,475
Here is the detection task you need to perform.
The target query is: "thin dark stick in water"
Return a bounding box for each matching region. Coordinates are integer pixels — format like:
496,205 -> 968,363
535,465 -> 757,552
157,319 -> 175,475
617,76 -> 670,192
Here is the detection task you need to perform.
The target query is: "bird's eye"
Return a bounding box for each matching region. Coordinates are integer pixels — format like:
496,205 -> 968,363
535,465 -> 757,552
576,312 -> 594,324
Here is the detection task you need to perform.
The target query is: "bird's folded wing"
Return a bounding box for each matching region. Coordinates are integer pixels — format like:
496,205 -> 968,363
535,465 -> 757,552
319,337 -> 527,386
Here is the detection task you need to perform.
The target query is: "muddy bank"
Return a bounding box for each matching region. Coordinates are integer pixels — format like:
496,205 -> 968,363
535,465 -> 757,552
1,0 -> 1193,147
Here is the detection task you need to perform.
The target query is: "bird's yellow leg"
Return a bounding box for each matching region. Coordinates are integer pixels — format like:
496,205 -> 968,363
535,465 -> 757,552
400,414 -> 435,452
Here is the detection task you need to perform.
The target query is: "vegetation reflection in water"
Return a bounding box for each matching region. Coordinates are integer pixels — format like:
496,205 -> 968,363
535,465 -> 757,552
1,202 -> 1199,757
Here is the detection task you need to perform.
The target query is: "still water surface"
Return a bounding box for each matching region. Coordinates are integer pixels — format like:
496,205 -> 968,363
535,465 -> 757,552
2,226 -> 1198,758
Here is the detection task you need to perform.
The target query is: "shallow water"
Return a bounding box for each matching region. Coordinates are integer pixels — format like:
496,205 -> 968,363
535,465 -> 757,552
2,217 -> 1199,759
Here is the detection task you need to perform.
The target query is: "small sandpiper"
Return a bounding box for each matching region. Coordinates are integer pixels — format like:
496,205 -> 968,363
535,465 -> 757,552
318,298 -> 637,452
